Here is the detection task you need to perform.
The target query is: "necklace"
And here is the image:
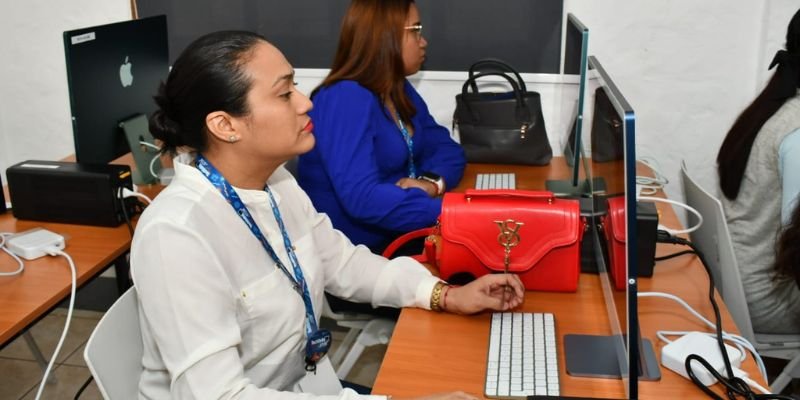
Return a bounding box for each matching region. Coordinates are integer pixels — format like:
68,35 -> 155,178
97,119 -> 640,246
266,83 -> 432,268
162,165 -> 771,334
391,107 -> 416,178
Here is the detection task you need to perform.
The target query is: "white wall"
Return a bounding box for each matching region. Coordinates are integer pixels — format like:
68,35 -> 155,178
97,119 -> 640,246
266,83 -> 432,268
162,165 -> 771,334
568,0 -> 800,221
2,0 -> 799,219
0,0 -> 131,184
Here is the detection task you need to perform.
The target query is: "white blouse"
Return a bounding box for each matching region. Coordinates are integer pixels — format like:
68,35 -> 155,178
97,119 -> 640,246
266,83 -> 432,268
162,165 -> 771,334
131,156 -> 438,399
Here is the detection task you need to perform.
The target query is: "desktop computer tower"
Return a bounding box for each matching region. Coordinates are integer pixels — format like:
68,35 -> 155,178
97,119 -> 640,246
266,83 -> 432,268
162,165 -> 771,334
6,161 -> 136,227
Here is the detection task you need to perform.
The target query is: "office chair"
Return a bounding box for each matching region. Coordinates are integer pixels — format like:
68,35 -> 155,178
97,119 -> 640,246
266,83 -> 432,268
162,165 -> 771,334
680,160 -> 800,393
321,296 -> 395,380
83,287 -> 143,399
284,156 -> 299,178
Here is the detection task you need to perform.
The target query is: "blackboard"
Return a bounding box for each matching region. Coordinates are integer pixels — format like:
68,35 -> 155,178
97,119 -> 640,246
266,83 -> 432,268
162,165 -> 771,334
137,0 -> 563,73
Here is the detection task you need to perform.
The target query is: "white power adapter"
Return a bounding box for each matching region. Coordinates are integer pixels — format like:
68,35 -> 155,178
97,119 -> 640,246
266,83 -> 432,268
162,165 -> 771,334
662,331 -> 744,386
6,228 -> 66,260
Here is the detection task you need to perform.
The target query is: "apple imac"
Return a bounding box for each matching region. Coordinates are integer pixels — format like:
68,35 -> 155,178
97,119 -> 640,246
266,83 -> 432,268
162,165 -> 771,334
545,14 -> 606,197
563,56 -> 660,399
63,15 -> 168,184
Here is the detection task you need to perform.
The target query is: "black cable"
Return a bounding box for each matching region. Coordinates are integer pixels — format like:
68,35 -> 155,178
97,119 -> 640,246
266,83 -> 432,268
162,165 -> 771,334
655,249 -> 698,262
684,354 -> 796,400
119,194 -> 134,236
657,230 -> 795,399
73,375 -> 93,399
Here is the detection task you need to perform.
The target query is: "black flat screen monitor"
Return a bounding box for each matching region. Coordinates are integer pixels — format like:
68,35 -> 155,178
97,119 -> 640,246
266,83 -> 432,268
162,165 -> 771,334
63,15 -> 168,165
564,13 -> 589,181
563,56 -> 660,399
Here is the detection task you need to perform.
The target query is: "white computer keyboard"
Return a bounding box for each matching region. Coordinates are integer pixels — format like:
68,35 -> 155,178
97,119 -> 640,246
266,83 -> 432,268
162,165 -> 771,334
484,312 -> 559,398
475,173 -> 516,190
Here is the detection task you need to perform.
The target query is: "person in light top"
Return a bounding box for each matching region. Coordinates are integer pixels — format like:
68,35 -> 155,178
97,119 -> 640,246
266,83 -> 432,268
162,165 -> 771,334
131,30 -> 523,400
717,8 -> 800,334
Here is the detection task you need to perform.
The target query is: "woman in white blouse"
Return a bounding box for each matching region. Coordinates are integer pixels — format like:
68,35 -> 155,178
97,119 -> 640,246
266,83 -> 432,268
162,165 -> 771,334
131,30 -> 524,400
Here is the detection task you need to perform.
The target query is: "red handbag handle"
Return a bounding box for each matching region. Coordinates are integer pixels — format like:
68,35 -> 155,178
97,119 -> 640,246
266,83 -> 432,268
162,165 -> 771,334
382,227 -> 435,264
463,189 -> 555,200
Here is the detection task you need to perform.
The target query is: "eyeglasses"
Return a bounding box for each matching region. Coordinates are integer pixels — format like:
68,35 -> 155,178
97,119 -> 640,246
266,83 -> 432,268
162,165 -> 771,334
404,23 -> 423,41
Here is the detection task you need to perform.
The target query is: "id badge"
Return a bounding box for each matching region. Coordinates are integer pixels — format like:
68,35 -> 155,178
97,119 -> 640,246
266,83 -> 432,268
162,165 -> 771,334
305,329 -> 332,371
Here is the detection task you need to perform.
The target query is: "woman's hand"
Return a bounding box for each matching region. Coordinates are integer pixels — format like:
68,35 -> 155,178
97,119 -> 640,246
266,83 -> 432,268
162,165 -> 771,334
396,177 -> 438,197
395,391 -> 480,400
443,274 -> 525,315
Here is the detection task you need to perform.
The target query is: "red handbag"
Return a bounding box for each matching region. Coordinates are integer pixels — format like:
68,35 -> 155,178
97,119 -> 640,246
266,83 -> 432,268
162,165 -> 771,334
384,190 -> 584,292
603,196 -> 627,290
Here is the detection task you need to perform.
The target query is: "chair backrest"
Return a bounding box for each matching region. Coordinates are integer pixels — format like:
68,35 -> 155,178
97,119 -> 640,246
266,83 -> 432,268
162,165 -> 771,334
84,287 -> 143,399
680,161 -> 757,341
284,156 -> 299,178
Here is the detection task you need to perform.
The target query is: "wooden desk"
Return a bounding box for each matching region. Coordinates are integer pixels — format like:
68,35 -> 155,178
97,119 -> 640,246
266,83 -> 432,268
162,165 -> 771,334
373,159 -> 766,399
0,154 -> 161,347
0,217 -> 132,346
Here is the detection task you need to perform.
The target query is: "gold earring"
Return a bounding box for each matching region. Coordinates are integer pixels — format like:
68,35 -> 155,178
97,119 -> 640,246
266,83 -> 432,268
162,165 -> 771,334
228,135 -> 238,143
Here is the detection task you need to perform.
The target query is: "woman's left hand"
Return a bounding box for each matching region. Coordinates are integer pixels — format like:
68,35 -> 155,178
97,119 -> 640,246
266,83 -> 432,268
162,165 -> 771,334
396,177 -> 438,197
442,274 -> 525,315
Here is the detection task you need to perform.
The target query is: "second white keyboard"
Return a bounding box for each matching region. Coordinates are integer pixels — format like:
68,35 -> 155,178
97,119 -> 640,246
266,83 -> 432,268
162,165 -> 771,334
475,173 -> 516,190
484,312 -> 560,398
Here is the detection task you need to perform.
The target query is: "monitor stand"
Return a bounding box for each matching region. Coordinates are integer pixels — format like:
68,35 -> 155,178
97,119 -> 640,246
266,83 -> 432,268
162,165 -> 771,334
545,177 -> 607,198
120,114 -> 162,185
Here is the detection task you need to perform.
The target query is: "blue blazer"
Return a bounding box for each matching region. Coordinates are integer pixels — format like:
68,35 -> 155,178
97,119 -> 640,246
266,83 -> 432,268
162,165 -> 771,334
298,80 -> 466,251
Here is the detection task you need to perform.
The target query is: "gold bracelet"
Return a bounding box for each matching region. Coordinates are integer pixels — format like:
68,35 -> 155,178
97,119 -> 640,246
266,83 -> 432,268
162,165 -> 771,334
430,281 -> 448,312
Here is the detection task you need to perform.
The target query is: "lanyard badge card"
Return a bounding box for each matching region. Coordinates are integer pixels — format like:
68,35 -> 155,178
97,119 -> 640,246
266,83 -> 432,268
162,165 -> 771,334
196,154 -> 331,371
306,329 -> 332,369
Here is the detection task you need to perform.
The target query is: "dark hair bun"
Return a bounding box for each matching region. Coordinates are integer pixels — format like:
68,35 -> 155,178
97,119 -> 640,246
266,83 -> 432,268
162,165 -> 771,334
149,84 -> 182,153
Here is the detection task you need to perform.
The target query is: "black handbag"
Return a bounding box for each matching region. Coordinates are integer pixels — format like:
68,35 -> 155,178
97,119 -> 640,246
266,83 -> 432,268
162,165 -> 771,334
454,59 -> 552,165
590,87 -> 624,162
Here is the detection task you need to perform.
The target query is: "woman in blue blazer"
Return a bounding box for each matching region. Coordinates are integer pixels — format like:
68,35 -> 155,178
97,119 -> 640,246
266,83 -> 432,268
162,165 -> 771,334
298,0 -> 466,254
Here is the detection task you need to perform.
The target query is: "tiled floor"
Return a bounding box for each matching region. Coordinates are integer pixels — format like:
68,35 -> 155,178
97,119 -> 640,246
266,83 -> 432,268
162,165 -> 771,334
0,307 -> 385,399
1,308 -> 104,400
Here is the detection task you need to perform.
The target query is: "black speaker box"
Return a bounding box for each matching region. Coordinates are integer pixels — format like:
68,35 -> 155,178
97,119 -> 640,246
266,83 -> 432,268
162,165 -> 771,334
6,160 -> 136,227
636,201 -> 659,278
580,197 -> 659,278
0,172 -> 6,214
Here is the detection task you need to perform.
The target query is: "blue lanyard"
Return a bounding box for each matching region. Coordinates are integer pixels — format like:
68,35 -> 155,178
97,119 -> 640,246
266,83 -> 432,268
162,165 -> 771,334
394,111 -> 417,178
194,154 -> 320,337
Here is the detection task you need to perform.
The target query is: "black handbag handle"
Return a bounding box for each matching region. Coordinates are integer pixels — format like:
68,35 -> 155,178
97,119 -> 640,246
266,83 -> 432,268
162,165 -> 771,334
467,58 -> 528,93
460,71 -> 533,126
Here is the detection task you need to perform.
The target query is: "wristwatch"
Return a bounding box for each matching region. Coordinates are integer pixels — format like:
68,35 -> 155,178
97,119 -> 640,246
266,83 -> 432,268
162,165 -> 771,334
418,172 -> 445,196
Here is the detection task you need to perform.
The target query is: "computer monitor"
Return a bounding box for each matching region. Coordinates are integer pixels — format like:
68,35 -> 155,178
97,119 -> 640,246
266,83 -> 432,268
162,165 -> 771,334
63,15 -> 168,183
545,14 -> 606,197
563,56 -> 659,399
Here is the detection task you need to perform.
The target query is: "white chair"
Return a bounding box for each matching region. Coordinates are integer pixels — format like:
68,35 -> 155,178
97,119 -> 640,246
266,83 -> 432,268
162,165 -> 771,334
84,287 -> 344,398
680,161 -> 800,393
83,287 -> 143,399
321,296 -> 395,380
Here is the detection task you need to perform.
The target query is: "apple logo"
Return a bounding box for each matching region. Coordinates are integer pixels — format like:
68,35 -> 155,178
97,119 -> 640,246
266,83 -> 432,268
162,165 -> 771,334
119,56 -> 133,87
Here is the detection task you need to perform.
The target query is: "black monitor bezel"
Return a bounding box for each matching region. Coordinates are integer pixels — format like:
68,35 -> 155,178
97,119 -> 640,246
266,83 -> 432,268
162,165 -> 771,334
63,15 -> 168,165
